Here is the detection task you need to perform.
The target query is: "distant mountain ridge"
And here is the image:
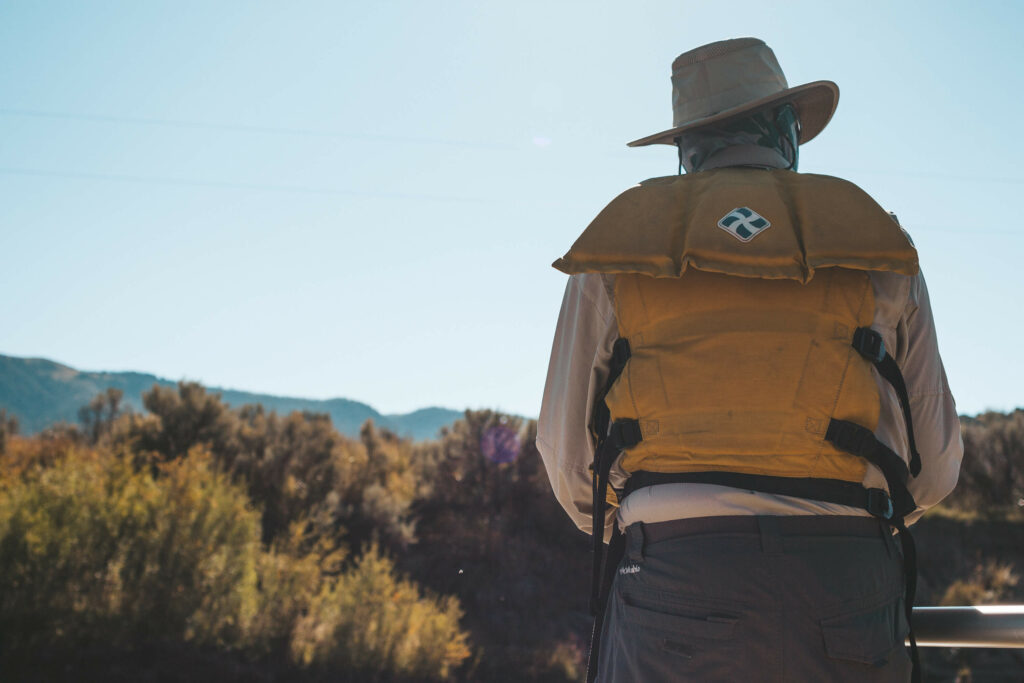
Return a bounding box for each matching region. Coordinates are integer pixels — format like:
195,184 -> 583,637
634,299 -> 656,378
0,354 -> 463,440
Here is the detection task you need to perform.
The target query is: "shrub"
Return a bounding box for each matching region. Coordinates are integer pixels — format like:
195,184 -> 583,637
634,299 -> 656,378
78,387 -> 127,445
247,545 -> 323,656
125,382 -> 241,462
290,544 -> 470,680
0,409 -> 17,455
940,560 -> 1020,606
115,385 -> 421,552
0,445 -> 261,652
944,410 -> 1024,514
0,436 -> 472,681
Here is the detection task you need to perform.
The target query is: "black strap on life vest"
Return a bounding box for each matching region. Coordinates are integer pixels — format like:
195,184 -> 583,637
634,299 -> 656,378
824,415 -> 921,683
589,419 -> 641,614
585,523 -> 624,683
891,516 -> 920,683
588,339 -> 635,614
824,419 -> 913,515
847,327 -> 922,683
590,337 -> 632,446
838,328 -> 924,681
586,421 -> 640,683
585,338 -> 635,683
852,327 -> 921,477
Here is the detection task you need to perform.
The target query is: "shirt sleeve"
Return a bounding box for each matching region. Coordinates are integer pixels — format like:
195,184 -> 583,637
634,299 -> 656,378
897,270 -> 964,525
536,273 -> 618,535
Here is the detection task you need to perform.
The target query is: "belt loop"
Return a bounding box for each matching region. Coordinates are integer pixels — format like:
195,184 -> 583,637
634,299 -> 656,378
757,516 -> 782,554
626,522 -> 646,563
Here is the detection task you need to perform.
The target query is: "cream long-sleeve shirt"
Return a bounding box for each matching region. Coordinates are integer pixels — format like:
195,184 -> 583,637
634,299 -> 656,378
536,264 -> 964,538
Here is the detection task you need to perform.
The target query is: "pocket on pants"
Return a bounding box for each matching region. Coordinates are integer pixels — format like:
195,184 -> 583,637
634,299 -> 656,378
820,594 -> 905,666
618,591 -> 739,660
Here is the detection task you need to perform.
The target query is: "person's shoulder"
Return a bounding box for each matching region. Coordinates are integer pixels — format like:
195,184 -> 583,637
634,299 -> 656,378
568,272 -> 613,303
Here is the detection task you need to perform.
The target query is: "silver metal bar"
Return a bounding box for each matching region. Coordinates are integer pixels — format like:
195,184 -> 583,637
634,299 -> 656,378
913,606 -> 1024,648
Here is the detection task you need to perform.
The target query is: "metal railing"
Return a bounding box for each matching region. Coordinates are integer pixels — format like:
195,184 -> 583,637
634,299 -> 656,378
913,606 -> 1024,648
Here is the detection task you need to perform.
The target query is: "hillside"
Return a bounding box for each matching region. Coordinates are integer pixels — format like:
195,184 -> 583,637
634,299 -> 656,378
0,354 -> 462,440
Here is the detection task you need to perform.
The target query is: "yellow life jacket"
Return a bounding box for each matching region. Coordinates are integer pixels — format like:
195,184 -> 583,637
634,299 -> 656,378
558,167 -> 926,681
555,168 -> 921,521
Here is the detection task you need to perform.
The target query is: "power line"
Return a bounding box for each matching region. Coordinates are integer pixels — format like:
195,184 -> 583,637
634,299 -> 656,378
826,166 -> 1024,187
0,166 -> 496,204
2,166 -> 1019,237
4,108 -> 1023,187
0,107 -> 520,151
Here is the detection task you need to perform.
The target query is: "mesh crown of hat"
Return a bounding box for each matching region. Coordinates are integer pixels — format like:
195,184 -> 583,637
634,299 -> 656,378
672,37 -> 766,70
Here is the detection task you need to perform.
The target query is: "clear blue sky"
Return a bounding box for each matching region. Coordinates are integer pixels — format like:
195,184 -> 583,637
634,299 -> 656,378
1,0 -> 1021,418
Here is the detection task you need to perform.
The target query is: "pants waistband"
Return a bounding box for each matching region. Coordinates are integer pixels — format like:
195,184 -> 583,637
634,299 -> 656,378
632,515 -> 887,545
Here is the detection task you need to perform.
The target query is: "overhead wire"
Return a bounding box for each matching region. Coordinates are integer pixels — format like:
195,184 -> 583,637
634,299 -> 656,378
4,108 -> 1024,187
0,166 -> 496,204
827,166 -> 1024,187
2,107 -> 1023,234
0,107 -> 519,151
3,165 -> 1018,238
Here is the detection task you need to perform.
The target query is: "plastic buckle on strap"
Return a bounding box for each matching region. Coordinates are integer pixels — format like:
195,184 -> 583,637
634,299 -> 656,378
866,488 -> 894,520
610,419 -> 643,449
853,327 -> 886,364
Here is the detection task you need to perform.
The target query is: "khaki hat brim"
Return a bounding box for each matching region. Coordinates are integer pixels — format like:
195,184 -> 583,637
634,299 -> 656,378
626,80 -> 839,148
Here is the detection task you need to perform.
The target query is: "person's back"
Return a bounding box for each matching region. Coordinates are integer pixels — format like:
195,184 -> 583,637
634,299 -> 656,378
537,38 -> 963,683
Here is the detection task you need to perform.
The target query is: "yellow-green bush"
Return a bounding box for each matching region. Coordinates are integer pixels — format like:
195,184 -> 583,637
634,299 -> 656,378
291,544 -> 470,680
117,384 -> 423,552
941,560 -> 1020,606
0,444 -> 261,651
0,437 -> 471,680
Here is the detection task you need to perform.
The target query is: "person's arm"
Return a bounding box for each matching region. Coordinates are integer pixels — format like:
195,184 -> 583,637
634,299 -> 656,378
897,270 -> 964,525
536,273 -> 618,536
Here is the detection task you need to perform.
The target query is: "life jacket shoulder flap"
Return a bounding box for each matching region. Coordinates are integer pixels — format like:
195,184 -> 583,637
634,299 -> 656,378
553,168 -> 919,283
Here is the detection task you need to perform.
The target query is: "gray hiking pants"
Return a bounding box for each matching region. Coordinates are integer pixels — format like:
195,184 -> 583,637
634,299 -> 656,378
596,516 -> 911,682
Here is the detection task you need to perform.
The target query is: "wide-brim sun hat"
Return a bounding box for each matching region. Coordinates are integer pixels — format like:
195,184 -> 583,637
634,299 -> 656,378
627,37 -> 839,148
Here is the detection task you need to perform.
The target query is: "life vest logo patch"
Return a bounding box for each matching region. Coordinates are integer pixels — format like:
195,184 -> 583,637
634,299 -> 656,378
718,207 -> 771,242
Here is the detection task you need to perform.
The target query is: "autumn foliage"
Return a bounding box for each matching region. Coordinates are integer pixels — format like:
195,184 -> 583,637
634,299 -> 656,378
0,385 -> 475,681
3,384 -> 1020,682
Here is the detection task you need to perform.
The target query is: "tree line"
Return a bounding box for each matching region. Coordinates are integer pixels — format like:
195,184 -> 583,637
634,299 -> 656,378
0,384 -> 586,682
0,390 -> 1021,681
